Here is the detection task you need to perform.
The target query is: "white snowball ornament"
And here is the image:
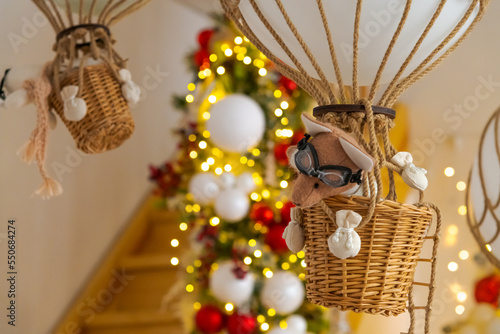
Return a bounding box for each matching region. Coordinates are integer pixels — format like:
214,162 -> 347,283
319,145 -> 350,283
261,271 -> 305,315
268,328 -> 288,334
209,261 -> 255,307
206,94 -> 265,153
188,173 -> 220,205
236,172 -> 257,194
286,314 -> 307,333
214,188 -> 250,223
220,172 -> 236,189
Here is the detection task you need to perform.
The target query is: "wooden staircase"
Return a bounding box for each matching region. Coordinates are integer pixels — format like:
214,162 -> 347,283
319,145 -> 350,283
53,195 -> 187,334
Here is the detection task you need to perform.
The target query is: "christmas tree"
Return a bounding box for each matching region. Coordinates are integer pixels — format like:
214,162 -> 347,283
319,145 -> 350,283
149,18 -> 330,334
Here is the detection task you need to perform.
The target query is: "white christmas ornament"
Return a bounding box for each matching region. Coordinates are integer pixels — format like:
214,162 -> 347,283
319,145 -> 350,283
61,85 -> 87,121
214,188 -> 250,223
286,315 -> 307,333
236,172 -> 257,194
261,271 -> 305,315
328,210 -> 362,259
391,152 -> 428,191
206,94 -> 265,153
220,172 -> 236,189
188,173 -> 220,205
209,261 -> 255,307
237,1 -> 480,85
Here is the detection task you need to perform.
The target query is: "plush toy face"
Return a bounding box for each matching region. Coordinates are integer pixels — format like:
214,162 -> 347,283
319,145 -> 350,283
288,113 -> 374,208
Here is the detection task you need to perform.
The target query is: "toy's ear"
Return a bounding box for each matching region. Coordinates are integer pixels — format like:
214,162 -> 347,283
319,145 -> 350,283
287,146 -> 298,170
339,137 -> 374,171
301,113 -> 332,137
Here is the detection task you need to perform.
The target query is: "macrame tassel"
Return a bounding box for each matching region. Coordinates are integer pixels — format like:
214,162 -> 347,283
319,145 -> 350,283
20,62 -> 63,199
35,176 -> 63,199
17,140 -> 37,164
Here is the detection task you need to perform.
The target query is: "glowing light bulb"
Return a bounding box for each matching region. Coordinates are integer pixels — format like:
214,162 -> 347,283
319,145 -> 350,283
217,66 -> 225,75
207,157 -> 215,165
280,101 -> 289,109
259,68 -> 267,76
171,239 -> 179,247
210,217 -> 220,226
224,164 -> 232,172
179,223 -> 188,231
254,250 -> 262,258
209,54 -> 217,62
208,95 -> 217,103
455,305 -> 465,315
280,180 -> 288,188
261,323 -> 269,331
458,206 -> 467,215
170,257 -> 179,266
457,292 -> 467,302
456,181 -> 466,191
202,112 -> 211,120
274,90 -> 282,98
248,239 -> 257,247
281,262 -> 290,270
448,262 -> 458,272
215,167 -> 223,175
235,36 -> 243,44
186,284 -> 194,292
244,257 -> 252,265
199,141 -> 207,149
444,167 -> 455,177
459,250 -> 469,260
185,94 -> 194,103
201,162 -> 209,171
187,83 -> 196,91
267,308 -> 276,316
224,49 -> 233,57
225,303 -> 234,312
243,56 -> 251,64
189,151 -> 198,159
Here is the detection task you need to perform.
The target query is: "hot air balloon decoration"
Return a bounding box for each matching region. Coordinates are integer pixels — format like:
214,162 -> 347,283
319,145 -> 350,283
220,1 -> 489,333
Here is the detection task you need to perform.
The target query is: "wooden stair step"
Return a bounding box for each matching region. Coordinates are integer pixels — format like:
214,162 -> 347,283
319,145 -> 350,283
118,254 -> 182,271
86,310 -> 178,328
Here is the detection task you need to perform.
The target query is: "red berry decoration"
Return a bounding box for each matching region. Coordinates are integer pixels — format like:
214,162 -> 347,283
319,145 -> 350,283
475,274 -> 500,307
274,142 -> 290,165
280,201 -> 295,224
250,203 -> 275,226
194,49 -> 210,68
227,313 -> 256,334
265,224 -> 289,254
195,305 -> 226,334
198,29 -> 214,49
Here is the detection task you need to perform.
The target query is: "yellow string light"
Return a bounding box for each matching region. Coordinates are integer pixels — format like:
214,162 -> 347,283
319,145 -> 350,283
187,83 -> 196,91
209,54 -> 217,62
199,141 -> 208,149
244,256 -> 252,265
297,251 -> 305,259
215,167 -> 223,175
280,101 -> 289,109
275,201 -> 283,209
459,250 -> 469,260
262,189 -> 271,199
457,292 -> 467,302
236,53 -> 245,61
280,320 -> 288,329
194,302 -> 201,310
171,239 -> 179,247
170,257 -> 179,266
448,262 -> 458,272
210,217 -> 220,226
248,159 -> 255,167
207,157 -> 215,165
225,303 -> 234,312
455,305 -> 465,315
179,222 -> 188,231
261,323 -> 270,331
240,156 -> 248,164
254,250 -> 262,258
194,260 -> 202,267
186,266 -> 194,273
281,262 -> 290,270
444,167 -> 455,177
225,49 -> 233,57
252,148 -> 261,156
217,66 -> 226,75
188,134 -> 197,142
208,95 -> 217,103
234,36 -> 243,44
280,180 -> 288,189
301,259 -> 307,268
186,284 -> 194,292
202,112 -> 211,120
224,164 -> 232,172
456,181 -> 467,191
189,151 -> 198,159
243,56 -> 252,65
257,315 -> 266,323
267,308 -> 276,316
248,239 -> 257,247
281,117 -> 289,125
186,94 -> 194,103
274,90 -> 282,98
258,68 -> 267,76
458,205 -> 467,215
203,69 -> 212,77
201,162 -> 209,171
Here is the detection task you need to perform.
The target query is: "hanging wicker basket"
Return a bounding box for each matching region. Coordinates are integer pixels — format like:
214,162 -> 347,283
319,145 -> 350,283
49,63 -> 134,154
303,195 -> 432,316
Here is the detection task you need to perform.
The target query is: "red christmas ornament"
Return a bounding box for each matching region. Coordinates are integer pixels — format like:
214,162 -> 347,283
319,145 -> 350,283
198,29 -> 214,49
195,305 -> 226,334
265,224 -> 289,254
274,142 -> 290,165
475,274 -> 500,307
194,49 -> 210,68
278,75 -> 297,92
280,201 -> 295,224
250,203 -> 275,226
227,313 -> 257,334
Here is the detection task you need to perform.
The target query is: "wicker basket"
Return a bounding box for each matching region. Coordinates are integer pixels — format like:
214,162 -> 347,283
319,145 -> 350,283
302,195 -> 432,316
49,63 -> 134,154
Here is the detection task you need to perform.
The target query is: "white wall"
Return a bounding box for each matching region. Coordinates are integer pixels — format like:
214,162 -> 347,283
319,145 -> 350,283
1,1 -> 500,333
0,1 -> 211,333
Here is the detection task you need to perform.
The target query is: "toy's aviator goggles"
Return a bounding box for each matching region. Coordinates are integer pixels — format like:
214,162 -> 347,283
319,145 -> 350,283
295,134 -> 363,188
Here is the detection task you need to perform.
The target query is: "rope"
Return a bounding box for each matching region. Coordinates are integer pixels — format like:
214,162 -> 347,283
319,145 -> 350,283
18,63 -> 62,199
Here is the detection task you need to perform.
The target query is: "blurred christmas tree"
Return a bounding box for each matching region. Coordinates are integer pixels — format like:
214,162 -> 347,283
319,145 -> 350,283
149,18 -> 330,334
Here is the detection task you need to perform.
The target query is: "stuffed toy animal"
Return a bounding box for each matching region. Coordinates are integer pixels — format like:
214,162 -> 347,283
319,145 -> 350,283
287,113 -> 375,208
1,65 -> 44,109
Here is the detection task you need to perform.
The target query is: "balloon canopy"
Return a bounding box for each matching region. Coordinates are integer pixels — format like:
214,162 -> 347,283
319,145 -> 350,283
221,0 -> 488,106
467,107 -> 500,269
